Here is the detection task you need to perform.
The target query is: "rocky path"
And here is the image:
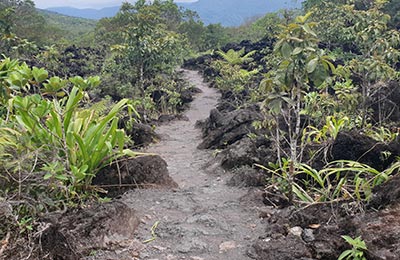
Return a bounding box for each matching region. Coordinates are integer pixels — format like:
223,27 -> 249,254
122,70 -> 263,260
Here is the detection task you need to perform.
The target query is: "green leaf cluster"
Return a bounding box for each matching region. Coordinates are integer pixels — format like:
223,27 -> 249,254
0,58 -> 139,218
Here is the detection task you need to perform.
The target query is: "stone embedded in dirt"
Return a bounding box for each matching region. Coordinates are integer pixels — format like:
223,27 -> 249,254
198,106 -> 263,150
93,155 -> 178,197
219,241 -> 237,253
302,229 -> 315,243
289,226 -> 303,237
40,201 -> 139,260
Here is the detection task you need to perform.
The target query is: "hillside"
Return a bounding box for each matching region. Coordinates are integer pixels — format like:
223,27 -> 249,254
46,0 -> 303,27
38,9 -> 97,39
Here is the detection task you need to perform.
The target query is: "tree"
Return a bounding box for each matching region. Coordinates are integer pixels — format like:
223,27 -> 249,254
260,13 -> 335,202
178,9 -> 205,51
200,23 -> 229,51
304,0 -> 400,126
123,1 -> 187,93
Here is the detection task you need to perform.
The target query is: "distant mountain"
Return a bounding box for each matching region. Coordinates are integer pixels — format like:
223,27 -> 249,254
179,0 -> 303,26
46,0 -> 303,27
46,6 -> 120,20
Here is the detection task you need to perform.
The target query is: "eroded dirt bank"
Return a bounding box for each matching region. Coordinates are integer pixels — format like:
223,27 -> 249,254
115,70 -> 264,260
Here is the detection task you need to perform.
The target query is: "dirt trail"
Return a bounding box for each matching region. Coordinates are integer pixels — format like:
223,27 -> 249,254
122,70 -> 263,260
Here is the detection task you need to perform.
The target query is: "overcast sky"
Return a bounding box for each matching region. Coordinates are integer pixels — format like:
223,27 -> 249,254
34,0 -> 198,9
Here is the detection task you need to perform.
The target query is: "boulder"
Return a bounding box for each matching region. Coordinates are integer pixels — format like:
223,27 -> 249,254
198,106 -> 263,149
219,137 -> 275,170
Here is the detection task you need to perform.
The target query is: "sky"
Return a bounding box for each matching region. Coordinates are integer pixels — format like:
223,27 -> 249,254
34,0 -> 198,9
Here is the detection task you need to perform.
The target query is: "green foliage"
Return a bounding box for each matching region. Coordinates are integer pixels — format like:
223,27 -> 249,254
303,115 -> 350,144
37,9 -> 97,45
0,58 -> 139,234
338,236 -> 367,260
259,159 -> 400,204
211,48 -> 259,107
302,0 -> 400,127
226,12 -> 285,43
200,23 -> 229,51
258,12 -> 335,202
364,126 -> 399,144
95,0 -> 193,117
215,48 -> 256,66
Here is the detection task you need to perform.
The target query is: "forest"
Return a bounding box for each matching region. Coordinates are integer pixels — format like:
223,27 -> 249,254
0,0 -> 400,259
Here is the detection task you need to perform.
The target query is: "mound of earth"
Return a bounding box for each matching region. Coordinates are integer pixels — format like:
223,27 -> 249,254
40,201 -> 139,260
227,166 -> 268,187
93,155 -> 178,197
330,131 -> 400,171
252,175 -> 400,260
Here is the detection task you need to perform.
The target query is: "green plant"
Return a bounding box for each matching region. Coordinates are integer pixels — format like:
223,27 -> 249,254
215,48 -> 256,66
303,115 -> 350,144
0,59 -> 141,224
364,126 -> 399,144
10,86 -> 135,190
259,12 -> 335,203
338,235 -> 367,260
258,158 -> 400,204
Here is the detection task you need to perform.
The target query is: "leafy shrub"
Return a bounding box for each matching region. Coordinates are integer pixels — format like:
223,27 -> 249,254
0,58 -> 138,237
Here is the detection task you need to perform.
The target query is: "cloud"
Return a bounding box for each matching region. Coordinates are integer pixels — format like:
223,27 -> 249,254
34,0 -> 197,9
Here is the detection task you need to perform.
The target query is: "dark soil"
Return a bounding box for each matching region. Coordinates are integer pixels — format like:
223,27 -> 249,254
40,201 -> 140,260
93,155 -> 178,197
330,131 -> 400,171
250,173 -> 400,260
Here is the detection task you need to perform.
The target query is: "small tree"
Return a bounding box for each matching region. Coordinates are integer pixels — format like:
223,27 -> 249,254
260,13 -> 335,202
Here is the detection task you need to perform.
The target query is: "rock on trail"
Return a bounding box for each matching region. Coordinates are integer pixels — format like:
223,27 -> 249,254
118,70 -> 264,260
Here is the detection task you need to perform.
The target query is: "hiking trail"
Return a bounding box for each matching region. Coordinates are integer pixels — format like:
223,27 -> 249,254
122,70 -> 264,260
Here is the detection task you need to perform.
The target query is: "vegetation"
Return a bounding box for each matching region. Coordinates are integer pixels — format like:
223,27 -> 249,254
0,57 -> 142,258
339,236 -> 367,260
1,0 -> 400,258
206,0 -> 400,208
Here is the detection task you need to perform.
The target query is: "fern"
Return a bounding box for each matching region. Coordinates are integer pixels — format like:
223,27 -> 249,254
216,48 -> 256,65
